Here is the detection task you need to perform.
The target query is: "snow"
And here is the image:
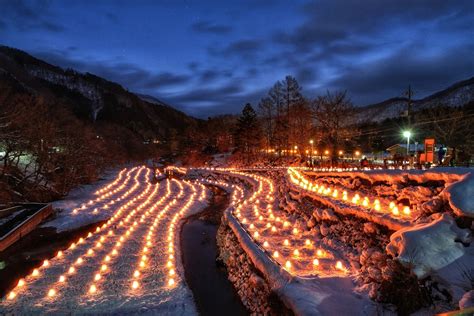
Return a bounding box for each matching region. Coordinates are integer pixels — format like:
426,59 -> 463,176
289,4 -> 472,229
46,166 -> 141,232
1,166 -> 210,315
201,166 -> 474,314
193,168 -> 378,315
459,290 -> 474,309
442,172 -> 474,218
386,213 -> 472,278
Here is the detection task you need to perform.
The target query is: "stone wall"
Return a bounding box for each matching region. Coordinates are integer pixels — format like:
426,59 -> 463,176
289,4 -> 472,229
216,221 -> 292,316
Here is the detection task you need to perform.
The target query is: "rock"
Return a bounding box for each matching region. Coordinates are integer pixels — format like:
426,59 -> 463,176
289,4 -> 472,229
363,222 -> 378,234
307,217 -> 316,228
249,273 -> 265,289
420,197 -> 444,214
371,250 -> 386,263
320,223 -> 330,236
367,266 -> 382,281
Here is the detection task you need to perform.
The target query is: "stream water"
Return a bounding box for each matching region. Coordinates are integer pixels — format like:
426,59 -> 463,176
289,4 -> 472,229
180,186 -> 248,316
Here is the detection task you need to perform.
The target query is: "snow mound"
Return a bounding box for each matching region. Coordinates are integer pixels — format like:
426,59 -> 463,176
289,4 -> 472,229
459,290 -> 474,310
386,214 -> 471,278
443,172 -> 474,218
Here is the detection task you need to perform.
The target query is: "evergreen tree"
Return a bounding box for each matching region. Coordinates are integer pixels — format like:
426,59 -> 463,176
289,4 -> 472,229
235,103 -> 261,164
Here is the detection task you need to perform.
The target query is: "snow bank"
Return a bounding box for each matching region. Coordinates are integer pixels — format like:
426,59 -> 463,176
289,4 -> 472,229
442,172 -> 474,218
225,207 -> 377,315
386,213 -> 472,278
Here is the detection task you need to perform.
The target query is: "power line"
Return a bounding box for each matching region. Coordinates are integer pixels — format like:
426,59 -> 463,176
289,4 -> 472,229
352,113 -> 474,137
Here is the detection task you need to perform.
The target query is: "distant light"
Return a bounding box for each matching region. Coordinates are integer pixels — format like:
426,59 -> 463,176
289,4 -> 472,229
403,130 -> 411,138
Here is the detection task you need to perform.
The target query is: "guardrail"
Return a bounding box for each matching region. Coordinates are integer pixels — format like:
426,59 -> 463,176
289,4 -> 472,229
0,203 -> 53,252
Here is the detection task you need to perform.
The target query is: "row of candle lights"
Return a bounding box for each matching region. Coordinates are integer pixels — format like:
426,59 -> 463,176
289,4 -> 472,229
6,167 -> 153,301
204,169 -> 348,277
73,167 -> 143,215
288,167 -> 412,218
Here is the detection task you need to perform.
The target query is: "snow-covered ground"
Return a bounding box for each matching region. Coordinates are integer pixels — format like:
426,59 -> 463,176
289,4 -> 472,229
1,166 -> 210,315
192,168 -> 378,315
2,164 -> 472,314
193,166 -> 474,314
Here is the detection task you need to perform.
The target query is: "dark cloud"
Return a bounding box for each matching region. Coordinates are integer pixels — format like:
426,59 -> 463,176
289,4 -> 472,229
199,69 -> 219,81
295,68 -> 317,85
187,62 -> 199,71
1,0 -> 65,32
142,72 -> 190,88
166,87 -> 268,118
166,83 -> 244,104
191,21 -> 232,34
327,43 -> 474,105
33,50 -> 191,92
209,39 -> 262,58
275,0 -> 473,55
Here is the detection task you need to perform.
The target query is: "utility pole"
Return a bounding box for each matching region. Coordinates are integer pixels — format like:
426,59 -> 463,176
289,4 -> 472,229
404,85 -> 414,126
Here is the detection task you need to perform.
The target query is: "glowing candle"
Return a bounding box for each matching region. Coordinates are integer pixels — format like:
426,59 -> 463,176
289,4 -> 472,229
273,251 -> 279,258
285,261 -> 292,269
313,258 -> 319,266
293,249 -> 300,256
284,239 -> 290,246
95,273 -> 101,281
336,261 -> 344,270
8,291 -> 16,300
89,285 -> 97,294
134,270 -> 140,278
17,279 -> 25,287
392,206 -> 399,216
168,278 -> 175,286
32,269 -> 39,277
68,267 -> 75,274
59,275 -> 66,282
132,280 -> 139,289
48,289 -> 56,297
403,206 -> 410,215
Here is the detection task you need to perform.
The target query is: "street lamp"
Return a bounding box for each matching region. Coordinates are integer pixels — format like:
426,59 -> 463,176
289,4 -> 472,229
309,140 -> 314,163
403,130 -> 411,155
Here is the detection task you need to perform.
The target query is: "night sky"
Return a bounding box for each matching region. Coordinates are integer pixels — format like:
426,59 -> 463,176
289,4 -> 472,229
1,0 -> 473,118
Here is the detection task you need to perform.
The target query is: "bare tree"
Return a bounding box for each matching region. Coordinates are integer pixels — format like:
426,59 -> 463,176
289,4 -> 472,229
311,91 -> 355,161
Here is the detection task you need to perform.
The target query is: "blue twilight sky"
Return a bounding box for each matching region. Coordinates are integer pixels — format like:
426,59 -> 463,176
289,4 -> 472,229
1,0 -> 473,118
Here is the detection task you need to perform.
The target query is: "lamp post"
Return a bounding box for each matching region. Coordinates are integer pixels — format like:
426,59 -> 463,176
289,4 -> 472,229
403,131 -> 411,155
309,140 -> 314,164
